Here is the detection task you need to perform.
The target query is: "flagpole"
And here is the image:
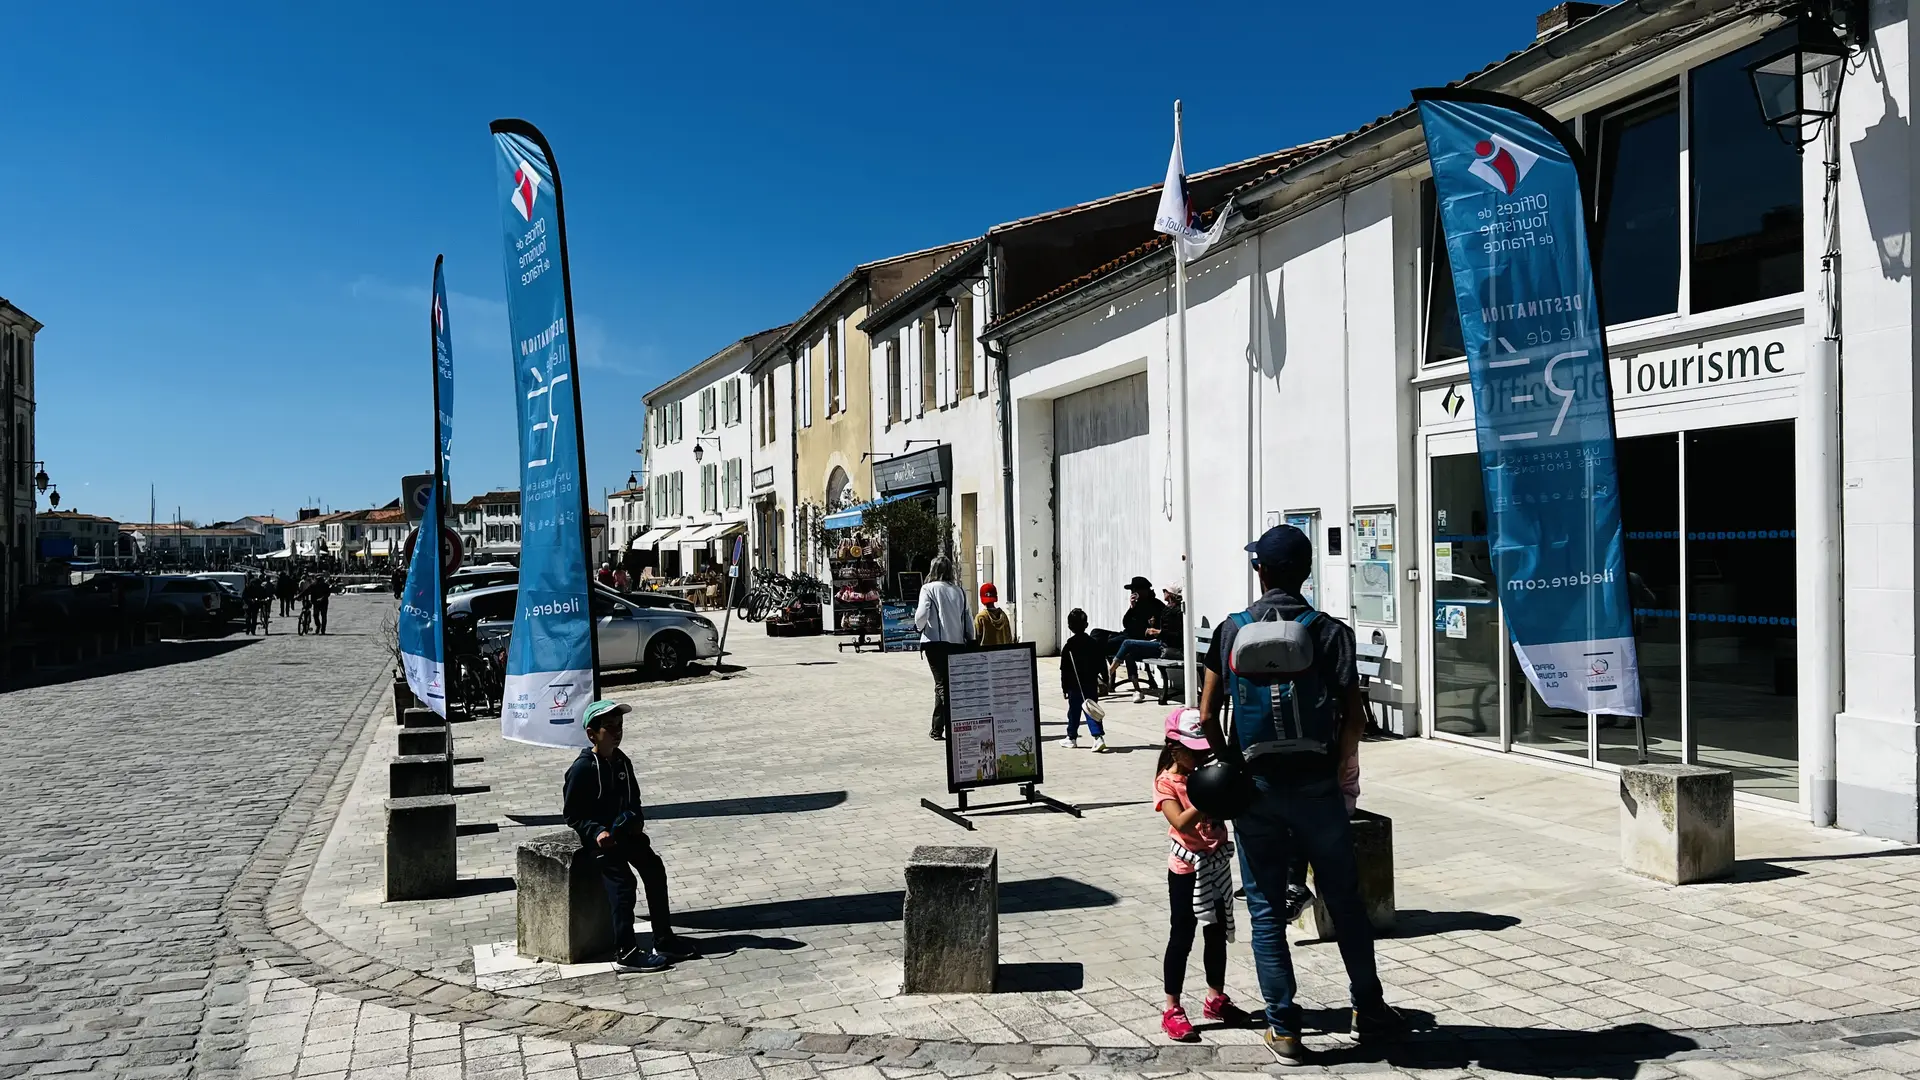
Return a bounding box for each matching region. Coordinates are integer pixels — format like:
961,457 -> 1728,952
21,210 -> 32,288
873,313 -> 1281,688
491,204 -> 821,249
1173,100 -> 1197,710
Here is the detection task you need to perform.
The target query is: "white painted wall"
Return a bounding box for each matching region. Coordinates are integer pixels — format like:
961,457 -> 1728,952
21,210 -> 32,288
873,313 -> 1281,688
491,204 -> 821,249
750,353 -> 797,574
1833,0 -> 1918,840
643,341 -> 754,568
868,281 -> 1005,611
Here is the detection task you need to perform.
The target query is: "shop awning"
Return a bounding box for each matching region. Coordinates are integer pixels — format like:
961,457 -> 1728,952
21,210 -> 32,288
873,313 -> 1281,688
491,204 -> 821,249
631,526 -> 679,550
368,541 -> 392,557
823,492 -> 913,530
676,523 -> 720,548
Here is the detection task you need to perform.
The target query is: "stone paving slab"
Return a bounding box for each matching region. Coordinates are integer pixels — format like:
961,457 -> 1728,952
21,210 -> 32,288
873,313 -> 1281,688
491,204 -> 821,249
292,626 -> 1920,1054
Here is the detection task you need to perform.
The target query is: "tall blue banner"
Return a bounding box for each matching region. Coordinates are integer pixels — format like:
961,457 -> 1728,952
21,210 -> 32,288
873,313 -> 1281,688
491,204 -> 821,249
1415,89 -> 1640,717
398,257 -> 456,718
492,120 -> 598,748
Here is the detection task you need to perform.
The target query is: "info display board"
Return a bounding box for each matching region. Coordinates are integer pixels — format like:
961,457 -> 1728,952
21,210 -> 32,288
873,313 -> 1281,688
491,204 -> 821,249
881,602 -> 919,652
1350,508 -> 1397,625
943,643 -> 1043,793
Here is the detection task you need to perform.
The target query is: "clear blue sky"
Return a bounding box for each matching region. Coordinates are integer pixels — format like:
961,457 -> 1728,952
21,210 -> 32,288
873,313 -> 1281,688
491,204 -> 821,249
8,1 -> 1553,525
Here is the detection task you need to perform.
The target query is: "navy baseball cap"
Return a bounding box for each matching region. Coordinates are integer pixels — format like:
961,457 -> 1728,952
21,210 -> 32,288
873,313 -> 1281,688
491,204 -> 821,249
1245,525 -> 1312,572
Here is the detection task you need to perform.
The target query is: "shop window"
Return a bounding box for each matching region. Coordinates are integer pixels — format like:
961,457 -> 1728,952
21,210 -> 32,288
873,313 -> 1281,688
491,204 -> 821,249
1419,180 -> 1466,365
1690,36 -> 1803,313
1593,88 -> 1681,325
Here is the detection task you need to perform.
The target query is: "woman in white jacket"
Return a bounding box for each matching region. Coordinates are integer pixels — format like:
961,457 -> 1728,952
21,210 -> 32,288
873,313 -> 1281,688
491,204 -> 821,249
915,555 -> 971,740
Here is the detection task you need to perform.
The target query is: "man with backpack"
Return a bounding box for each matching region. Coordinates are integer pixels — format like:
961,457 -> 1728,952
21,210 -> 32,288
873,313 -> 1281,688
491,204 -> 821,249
1198,524 -> 1401,1065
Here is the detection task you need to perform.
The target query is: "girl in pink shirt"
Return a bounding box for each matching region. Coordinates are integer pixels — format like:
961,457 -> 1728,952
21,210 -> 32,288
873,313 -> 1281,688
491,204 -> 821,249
1153,707 -> 1252,1042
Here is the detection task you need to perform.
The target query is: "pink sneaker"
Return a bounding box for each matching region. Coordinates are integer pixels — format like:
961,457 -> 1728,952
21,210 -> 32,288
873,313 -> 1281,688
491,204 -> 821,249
1203,992 -> 1253,1027
1161,1005 -> 1197,1042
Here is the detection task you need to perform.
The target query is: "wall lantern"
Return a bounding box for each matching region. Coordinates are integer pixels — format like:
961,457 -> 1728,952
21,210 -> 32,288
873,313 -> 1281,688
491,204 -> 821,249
691,436 -> 721,464
1748,0 -> 1866,146
933,294 -> 957,334
626,472 -> 638,487
32,468 -> 48,493
47,488 -> 60,509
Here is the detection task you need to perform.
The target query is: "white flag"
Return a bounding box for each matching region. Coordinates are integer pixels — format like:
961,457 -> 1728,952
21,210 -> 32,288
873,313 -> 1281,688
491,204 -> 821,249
1153,126 -> 1230,262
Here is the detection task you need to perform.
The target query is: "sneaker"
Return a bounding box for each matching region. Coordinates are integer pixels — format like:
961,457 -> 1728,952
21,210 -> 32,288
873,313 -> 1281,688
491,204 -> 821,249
1202,992 -> 1252,1027
1352,1002 -> 1408,1042
1133,691 -> 1148,703
1282,884 -> 1314,922
1263,1029 -> 1305,1066
1160,1005 -> 1197,1043
1063,737 -> 1080,749
1090,737 -> 1108,752
614,947 -> 670,973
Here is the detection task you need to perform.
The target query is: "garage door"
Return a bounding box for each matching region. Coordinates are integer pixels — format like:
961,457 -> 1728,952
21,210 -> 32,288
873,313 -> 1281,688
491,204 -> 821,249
1054,373 -> 1152,641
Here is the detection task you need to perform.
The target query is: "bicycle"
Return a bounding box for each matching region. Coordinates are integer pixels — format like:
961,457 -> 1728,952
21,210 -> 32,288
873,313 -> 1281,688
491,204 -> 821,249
297,600 -> 313,636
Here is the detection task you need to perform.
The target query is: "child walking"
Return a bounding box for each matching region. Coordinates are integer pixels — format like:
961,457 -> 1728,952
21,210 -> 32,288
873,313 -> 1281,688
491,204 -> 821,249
1060,608 -> 1107,751
974,583 -> 1015,645
1153,707 -> 1251,1041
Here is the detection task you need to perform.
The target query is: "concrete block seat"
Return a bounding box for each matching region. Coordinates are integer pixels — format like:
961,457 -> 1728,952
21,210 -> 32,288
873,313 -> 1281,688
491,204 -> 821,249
517,831 -> 615,964
1293,809 -> 1396,938
385,795 -> 456,901
903,845 -> 998,993
1620,764 -> 1734,884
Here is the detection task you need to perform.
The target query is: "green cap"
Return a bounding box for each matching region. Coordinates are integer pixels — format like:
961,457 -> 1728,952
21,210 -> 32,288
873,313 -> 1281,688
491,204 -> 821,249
582,700 -> 632,729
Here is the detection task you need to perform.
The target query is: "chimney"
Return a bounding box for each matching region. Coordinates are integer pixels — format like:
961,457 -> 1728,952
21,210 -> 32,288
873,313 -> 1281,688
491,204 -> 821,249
1536,1 -> 1606,41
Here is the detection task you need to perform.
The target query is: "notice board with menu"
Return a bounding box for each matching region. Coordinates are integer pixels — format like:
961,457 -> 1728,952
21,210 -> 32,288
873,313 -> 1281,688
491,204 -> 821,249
943,643 -> 1043,793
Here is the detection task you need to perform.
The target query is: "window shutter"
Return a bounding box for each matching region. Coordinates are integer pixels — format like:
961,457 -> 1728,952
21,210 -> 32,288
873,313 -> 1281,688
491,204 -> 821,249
919,318 -> 935,415
834,319 -> 847,412
958,295 -> 975,397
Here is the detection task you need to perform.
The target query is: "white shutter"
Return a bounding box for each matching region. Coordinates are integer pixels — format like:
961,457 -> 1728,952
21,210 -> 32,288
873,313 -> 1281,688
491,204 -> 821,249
835,319 -> 848,412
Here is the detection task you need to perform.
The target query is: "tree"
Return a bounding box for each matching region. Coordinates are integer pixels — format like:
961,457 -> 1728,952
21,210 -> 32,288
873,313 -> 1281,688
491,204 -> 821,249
864,498 -> 948,575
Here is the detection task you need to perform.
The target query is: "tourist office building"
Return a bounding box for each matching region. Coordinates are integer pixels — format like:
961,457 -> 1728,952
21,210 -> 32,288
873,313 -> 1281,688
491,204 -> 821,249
989,0 -> 1920,841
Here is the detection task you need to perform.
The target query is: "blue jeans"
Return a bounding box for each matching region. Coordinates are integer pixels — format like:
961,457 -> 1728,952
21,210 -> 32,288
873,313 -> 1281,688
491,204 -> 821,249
1234,774 -> 1383,1037
1110,639 -> 1162,687
1065,689 -> 1103,740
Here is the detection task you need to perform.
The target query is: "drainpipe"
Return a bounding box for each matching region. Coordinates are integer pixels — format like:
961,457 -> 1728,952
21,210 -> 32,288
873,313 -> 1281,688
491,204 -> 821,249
983,251 -> 1017,607
1799,116 -> 1844,827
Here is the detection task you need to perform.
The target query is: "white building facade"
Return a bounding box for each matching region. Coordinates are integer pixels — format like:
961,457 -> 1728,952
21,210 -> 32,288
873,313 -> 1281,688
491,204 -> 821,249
605,484 -> 648,568
990,0 -> 1920,840
748,335 -> 797,575
858,241 -> 1008,612
639,331 -> 777,577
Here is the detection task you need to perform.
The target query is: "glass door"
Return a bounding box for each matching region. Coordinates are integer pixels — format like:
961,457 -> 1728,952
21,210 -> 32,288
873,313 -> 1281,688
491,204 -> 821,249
1429,452 -> 1502,746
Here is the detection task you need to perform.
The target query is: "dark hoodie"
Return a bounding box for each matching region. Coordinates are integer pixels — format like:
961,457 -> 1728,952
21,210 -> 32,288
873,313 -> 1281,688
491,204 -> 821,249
562,747 -> 643,850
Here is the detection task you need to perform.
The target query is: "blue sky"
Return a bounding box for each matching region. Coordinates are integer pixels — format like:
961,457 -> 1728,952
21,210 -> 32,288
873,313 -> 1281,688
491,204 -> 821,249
8,1 -> 1553,525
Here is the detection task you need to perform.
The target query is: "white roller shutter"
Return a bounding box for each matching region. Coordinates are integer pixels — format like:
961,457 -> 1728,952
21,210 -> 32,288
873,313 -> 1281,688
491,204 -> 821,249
1053,373 -> 1152,642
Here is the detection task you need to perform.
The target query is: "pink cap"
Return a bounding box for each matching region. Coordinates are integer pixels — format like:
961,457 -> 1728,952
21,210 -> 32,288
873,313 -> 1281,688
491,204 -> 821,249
1164,706 -> 1209,751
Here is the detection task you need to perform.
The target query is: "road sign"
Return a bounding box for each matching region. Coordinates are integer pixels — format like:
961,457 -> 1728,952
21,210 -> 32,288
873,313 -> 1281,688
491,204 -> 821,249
401,474 -> 435,524
403,525 -> 464,576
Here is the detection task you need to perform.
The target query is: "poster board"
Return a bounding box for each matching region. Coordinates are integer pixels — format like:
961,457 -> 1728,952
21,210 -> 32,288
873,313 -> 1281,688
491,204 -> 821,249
1350,508 -> 1397,625
943,643 -> 1042,794
882,602 -> 919,652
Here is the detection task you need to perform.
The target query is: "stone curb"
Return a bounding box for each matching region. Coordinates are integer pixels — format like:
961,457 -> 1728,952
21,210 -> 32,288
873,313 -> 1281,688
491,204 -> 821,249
216,662 -> 1920,1075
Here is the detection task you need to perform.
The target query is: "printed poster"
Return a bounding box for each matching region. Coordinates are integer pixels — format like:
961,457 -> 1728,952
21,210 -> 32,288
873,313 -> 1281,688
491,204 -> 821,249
944,644 -> 1042,792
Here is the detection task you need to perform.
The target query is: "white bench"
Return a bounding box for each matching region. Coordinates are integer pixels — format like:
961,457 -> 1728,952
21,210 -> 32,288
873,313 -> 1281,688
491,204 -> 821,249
1140,625 -> 1213,706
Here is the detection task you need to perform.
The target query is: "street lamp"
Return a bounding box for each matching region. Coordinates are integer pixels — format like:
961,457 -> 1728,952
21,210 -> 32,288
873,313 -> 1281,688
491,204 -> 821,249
627,472 -> 639,488
1748,1 -> 1865,146
47,487 -> 59,509
691,436 -> 723,464
32,467 -> 48,494
933,294 -> 957,334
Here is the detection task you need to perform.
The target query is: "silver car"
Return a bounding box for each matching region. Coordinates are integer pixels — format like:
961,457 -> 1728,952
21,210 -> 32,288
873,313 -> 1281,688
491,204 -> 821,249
448,583 -> 721,678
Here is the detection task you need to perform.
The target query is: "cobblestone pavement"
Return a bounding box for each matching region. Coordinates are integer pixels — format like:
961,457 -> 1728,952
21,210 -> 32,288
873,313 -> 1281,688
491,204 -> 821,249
239,627 -> 1920,1078
0,596 -> 394,1079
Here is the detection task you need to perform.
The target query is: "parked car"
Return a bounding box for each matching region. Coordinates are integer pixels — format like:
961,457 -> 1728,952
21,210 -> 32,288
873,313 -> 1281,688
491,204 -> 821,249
445,583 -> 720,678
22,573 -> 232,632
446,567 -> 694,611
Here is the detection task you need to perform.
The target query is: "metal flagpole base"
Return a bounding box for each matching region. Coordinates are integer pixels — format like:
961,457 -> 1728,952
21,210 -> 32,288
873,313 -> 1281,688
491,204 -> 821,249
921,784 -> 1082,830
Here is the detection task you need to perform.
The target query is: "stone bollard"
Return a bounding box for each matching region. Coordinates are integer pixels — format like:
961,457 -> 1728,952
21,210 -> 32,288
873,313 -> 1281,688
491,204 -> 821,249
385,795 -> 457,901
903,845 -> 997,993
516,831 -> 615,963
1294,809 -> 1396,938
393,677 -> 414,723
1620,764 -> 1735,884
390,754 -> 452,798
398,724 -> 450,759
401,706 -> 440,729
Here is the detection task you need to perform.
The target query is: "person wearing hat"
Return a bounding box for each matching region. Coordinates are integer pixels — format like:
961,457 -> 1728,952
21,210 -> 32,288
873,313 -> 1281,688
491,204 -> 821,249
1196,525 -> 1402,1063
973,583 -> 1015,646
562,700 -> 698,973
1102,575 -> 1171,699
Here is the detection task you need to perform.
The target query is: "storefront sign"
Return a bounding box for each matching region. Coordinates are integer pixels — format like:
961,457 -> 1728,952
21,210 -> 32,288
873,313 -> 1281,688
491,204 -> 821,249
874,444 -> 950,495
1612,324 -> 1802,400
1417,89 -> 1640,718
752,465 -> 774,490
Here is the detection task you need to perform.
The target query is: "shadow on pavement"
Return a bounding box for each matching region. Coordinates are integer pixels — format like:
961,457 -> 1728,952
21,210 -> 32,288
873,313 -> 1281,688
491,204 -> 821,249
449,876 -> 516,897
676,932 -> 807,956
673,876 -> 1118,932
503,790 -> 848,830
4,637 -> 259,692
1307,1016 -> 1699,1078
998,961 -> 1084,992
1387,909 -> 1523,938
